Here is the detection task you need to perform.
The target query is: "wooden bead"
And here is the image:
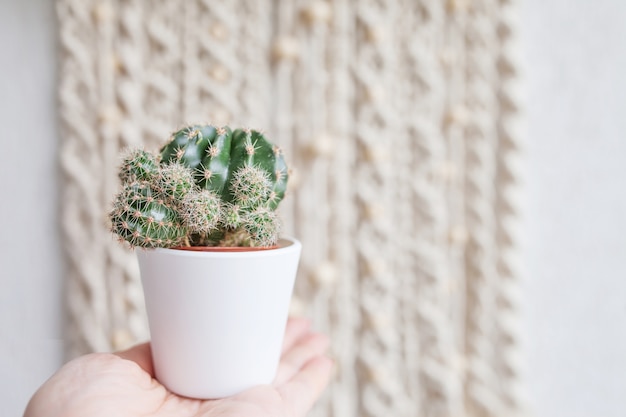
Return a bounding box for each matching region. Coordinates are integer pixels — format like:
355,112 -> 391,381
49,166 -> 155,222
272,36 -> 300,61
98,105 -> 121,124
209,23 -> 228,40
364,145 -> 390,163
306,133 -> 334,158
93,2 -> 114,23
365,25 -> 386,43
448,225 -> 468,245
444,106 -> 469,127
209,65 -> 230,83
289,296 -> 306,316
210,108 -> 230,126
312,261 -> 338,287
301,1 -> 332,25
111,328 -> 133,350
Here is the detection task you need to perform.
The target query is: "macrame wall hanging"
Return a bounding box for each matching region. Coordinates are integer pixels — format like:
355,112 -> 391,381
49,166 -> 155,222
58,0 -> 524,416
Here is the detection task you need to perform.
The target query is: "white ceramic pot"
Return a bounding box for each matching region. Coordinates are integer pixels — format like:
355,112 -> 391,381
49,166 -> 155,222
136,237 -> 301,399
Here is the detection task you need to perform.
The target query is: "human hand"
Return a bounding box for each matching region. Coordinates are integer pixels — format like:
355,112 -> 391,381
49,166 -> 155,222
24,318 -> 332,417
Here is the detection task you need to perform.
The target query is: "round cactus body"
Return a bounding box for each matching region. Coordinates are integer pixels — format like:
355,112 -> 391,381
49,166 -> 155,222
180,190 -> 222,234
222,203 -> 243,229
119,149 -> 159,183
244,207 -> 280,247
160,126 -> 288,209
110,181 -> 187,248
230,165 -> 272,210
153,163 -> 196,203
228,129 -> 288,210
160,125 -> 233,197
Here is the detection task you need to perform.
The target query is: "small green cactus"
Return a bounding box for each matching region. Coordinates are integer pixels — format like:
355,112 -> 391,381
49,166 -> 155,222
118,148 -> 159,183
154,163 -> 196,203
222,203 -> 243,229
180,190 -> 222,234
109,123 -> 288,249
109,181 -> 188,248
244,207 -> 280,248
230,165 -> 272,208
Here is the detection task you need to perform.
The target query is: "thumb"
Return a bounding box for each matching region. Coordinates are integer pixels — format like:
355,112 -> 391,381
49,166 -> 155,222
115,342 -> 155,377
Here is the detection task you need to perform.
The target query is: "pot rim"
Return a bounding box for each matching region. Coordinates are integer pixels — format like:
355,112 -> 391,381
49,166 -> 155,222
172,245 -> 279,252
138,237 -> 301,259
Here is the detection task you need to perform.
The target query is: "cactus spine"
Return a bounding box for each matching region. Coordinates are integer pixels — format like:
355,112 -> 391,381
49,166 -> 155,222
110,123 -> 288,249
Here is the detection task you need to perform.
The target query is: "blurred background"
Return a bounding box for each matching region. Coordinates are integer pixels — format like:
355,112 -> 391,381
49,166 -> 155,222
1,0 -> 625,416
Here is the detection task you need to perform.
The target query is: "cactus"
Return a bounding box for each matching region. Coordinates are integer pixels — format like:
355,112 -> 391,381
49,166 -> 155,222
230,165 -> 272,209
160,125 -> 233,196
222,203 -> 243,229
118,148 -> 159,183
154,163 -> 196,203
160,126 -> 288,209
109,181 -> 188,248
244,207 -> 280,248
180,190 -> 222,234
110,123 -> 288,249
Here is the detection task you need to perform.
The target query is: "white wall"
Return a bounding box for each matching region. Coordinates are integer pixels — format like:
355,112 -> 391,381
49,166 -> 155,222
522,1 -> 626,416
0,0 -> 624,416
0,0 -> 64,416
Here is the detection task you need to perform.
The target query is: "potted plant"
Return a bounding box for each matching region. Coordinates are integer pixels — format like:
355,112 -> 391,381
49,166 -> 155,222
109,123 -> 301,399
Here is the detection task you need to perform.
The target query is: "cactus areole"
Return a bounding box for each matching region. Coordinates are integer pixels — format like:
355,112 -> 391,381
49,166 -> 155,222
109,124 -> 289,249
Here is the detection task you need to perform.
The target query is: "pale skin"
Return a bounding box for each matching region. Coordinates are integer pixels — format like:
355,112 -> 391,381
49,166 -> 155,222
24,318 -> 332,417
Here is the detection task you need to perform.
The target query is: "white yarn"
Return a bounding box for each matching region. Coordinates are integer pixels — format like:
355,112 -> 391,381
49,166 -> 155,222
238,0 -> 272,128
272,0 -> 298,238
104,0 -> 149,352
59,0 -> 113,357
492,0 -> 525,412
351,1 -> 410,415
322,2 -> 360,416
463,0 -> 524,415
57,0 -> 525,415
400,1 -> 464,415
